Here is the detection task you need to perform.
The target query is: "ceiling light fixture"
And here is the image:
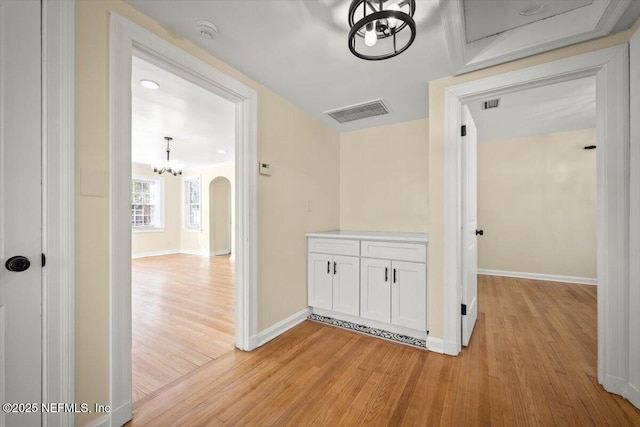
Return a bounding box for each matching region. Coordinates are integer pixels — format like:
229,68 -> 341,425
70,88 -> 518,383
196,20 -> 218,40
519,4 -> 547,16
152,137 -> 183,176
348,0 -> 416,61
140,79 -> 159,89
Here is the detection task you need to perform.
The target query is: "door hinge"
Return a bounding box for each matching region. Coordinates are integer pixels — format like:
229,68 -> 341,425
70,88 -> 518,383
42,253 -> 46,267
461,304 -> 467,316
461,125 -> 467,137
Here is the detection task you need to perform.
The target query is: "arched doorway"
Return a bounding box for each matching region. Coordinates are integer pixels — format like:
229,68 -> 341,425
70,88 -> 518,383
209,176 -> 232,256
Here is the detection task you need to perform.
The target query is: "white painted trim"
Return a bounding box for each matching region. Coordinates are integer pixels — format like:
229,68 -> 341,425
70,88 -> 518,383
214,250 -> 231,256
109,13 -> 258,426
84,414 -> 109,427
179,249 -> 211,257
42,1 -> 74,426
131,250 -> 180,259
628,27 -> 640,410
250,308 -> 311,348
439,0 -> 630,74
443,46 -> 630,398
477,269 -> 597,286
425,337 -> 444,354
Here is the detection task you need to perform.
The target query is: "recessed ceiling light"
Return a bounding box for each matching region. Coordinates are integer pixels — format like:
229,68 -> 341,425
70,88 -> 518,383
217,149 -> 227,155
519,4 -> 547,16
196,20 -> 218,40
140,79 -> 159,89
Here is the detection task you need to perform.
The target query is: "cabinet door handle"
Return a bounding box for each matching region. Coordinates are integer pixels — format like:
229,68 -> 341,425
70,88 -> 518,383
393,268 -> 397,283
333,262 -> 337,275
385,267 -> 388,282
327,261 -> 330,274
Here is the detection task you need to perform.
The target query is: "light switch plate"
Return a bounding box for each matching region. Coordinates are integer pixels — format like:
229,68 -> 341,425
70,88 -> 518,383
259,162 -> 272,176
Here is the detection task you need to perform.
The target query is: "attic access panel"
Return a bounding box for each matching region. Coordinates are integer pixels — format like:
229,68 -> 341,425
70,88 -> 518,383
439,0 -> 631,74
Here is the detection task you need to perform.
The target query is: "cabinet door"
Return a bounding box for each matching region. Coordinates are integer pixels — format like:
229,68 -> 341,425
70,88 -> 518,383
332,255 -> 360,316
391,261 -> 426,330
360,257 -> 391,323
308,253 -> 333,310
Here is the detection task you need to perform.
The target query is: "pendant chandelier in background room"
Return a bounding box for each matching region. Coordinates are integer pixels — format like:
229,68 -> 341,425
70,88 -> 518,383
348,0 -> 416,60
152,136 -> 183,176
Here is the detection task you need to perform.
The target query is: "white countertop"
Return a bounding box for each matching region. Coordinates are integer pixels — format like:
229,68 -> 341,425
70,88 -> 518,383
306,230 -> 428,243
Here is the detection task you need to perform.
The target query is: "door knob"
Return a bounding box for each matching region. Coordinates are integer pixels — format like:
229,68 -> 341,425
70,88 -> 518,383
5,255 -> 31,272
475,229 -> 484,236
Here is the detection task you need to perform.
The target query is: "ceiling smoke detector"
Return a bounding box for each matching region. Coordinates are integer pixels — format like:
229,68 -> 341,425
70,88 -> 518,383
196,20 -> 218,40
519,4 -> 548,16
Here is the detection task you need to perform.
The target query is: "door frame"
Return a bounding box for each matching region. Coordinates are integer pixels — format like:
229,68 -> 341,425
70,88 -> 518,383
443,45 -> 631,398
42,0 -> 75,425
109,14 -> 258,425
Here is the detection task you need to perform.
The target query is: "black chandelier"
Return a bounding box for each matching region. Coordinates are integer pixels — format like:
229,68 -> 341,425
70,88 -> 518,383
152,136 -> 183,176
348,0 -> 416,61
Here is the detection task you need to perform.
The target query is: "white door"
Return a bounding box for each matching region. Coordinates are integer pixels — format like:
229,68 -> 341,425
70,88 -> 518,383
0,1 -> 43,426
332,255 -> 360,316
360,258 -> 391,323
391,261 -> 426,330
308,253 -> 333,310
461,105 -> 478,346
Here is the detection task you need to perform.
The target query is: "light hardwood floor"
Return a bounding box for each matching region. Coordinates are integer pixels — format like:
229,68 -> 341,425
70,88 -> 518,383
129,274 -> 640,426
132,254 -> 235,403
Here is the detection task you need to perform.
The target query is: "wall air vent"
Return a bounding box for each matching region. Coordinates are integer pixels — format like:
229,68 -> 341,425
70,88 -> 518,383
482,98 -> 500,110
324,99 -> 389,124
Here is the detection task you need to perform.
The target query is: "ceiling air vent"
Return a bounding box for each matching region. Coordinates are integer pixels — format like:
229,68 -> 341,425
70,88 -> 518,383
324,99 -> 389,124
482,98 -> 500,110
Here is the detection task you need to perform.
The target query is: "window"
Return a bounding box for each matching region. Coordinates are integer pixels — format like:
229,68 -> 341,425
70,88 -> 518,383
184,177 -> 200,229
131,177 -> 163,229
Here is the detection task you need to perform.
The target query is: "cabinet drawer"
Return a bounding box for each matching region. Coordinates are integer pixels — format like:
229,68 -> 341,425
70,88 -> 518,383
308,238 -> 360,256
361,241 -> 426,262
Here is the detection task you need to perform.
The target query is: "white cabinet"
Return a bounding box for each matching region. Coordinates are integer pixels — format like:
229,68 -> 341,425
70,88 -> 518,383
361,258 -> 426,331
360,258 -> 391,323
307,231 -> 429,344
308,240 -> 360,316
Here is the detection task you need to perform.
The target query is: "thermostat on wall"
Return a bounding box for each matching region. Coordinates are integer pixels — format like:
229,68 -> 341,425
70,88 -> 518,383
259,162 -> 272,176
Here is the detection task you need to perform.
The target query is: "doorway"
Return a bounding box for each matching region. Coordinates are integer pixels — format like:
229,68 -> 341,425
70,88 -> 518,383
130,55 -> 238,403
443,45 -> 630,399
210,177 -> 233,257
110,14 -> 258,425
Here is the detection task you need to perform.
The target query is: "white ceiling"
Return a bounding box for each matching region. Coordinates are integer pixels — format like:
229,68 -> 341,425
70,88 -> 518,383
125,0 -> 452,132
464,0 -> 594,42
124,0 -> 638,132
131,56 -> 235,170
467,76 -> 596,143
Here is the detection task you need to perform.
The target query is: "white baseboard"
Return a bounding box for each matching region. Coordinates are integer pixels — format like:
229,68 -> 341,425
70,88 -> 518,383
628,383 -> 640,409
603,374 -> 630,398
477,269 -> 597,286
213,249 -> 231,256
249,307 -> 311,349
442,339 -> 459,355
180,249 -> 211,257
84,414 -> 110,427
131,249 -> 179,259
426,337 -> 444,353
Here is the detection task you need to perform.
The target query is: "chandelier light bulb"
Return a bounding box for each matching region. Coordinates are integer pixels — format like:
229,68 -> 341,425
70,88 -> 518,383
364,22 -> 377,47
387,3 -> 400,28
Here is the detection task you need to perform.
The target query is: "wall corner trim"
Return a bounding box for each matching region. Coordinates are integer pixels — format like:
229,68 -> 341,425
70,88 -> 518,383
250,308 -> 312,350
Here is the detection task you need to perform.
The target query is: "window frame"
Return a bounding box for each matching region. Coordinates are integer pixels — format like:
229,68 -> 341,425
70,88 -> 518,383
183,175 -> 201,231
131,175 -> 164,232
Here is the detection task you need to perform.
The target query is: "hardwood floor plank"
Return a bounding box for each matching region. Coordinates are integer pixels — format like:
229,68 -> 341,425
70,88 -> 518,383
127,275 -> 640,426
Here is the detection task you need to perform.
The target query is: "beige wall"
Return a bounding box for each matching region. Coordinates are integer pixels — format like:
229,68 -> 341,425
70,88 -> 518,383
478,129 -> 597,278
340,118 -> 429,232
75,1 -> 340,424
131,163 -> 182,256
428,28 -> 637,339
